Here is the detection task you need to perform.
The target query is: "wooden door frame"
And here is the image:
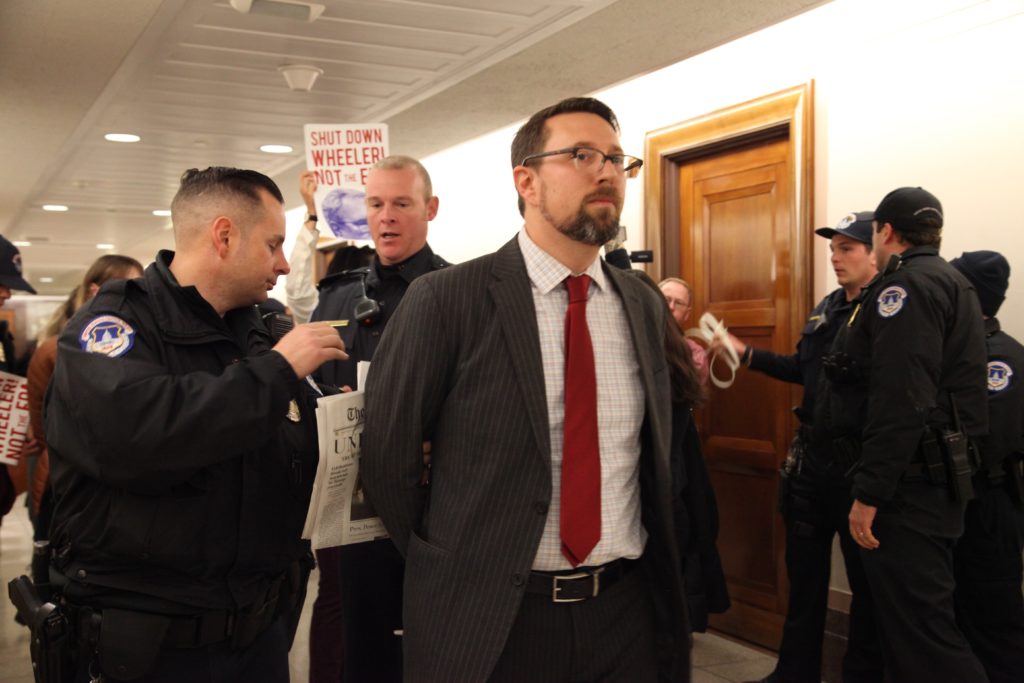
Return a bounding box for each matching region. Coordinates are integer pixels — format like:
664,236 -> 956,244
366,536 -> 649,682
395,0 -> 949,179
643,83 -> 815,646
643,82 -> 814,318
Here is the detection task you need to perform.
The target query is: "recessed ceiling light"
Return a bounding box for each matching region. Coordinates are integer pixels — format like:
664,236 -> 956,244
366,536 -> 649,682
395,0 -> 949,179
260,144 -> 293,154
39,277 -> 54,284
42,204 -> 69,212
96,243 -> 115,250
12,241 -> 31,247
104,133 -> 141,143
152,209 -> 172,217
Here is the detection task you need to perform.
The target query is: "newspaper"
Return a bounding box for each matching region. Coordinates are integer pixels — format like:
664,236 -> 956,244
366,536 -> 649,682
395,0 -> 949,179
0,371 -> 30,466
302,378 -> 388,549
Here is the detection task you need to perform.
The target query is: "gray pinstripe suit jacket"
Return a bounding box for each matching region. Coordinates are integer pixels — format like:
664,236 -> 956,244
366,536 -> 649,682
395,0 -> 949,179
362,236 -> 691,682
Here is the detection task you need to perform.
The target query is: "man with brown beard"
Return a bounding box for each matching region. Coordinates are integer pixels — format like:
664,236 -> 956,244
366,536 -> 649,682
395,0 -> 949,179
363,97 -> 691,682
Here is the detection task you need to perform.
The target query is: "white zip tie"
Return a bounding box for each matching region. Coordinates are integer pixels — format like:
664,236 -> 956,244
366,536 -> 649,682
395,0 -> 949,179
685,312 -> 740,389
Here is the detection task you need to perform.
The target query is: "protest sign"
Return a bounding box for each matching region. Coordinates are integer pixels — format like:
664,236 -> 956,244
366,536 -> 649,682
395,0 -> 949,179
304,123 -> 389,241
0,371 -> 30,466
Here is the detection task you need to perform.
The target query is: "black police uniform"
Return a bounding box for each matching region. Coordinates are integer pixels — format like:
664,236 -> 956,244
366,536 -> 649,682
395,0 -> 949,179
314,244 -> 449,390
953,317 -> 1024,683
310,244 -> 448,683
748,288 -> 882,683
822,245 -> 989,682
45,251 -> 319,682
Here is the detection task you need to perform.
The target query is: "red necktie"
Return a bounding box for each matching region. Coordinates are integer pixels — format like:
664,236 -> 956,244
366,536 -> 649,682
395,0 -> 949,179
561,274 -> 600,567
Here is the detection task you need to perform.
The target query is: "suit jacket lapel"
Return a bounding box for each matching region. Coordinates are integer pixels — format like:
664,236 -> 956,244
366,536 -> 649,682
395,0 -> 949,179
489,237 -> 551,467
603,264 -> 672,479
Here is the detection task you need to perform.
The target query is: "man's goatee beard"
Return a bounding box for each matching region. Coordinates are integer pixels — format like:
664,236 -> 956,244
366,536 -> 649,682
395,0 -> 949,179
545,205 -> 620,246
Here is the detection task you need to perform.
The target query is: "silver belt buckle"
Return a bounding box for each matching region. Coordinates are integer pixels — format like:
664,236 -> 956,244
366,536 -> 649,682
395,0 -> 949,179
552,570 -> 600,603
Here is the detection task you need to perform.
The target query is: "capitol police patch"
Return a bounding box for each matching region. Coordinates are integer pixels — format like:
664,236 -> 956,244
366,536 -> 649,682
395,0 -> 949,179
877,285 -> 908,318
987,360 -> 1013,393
79,315 -> 136,358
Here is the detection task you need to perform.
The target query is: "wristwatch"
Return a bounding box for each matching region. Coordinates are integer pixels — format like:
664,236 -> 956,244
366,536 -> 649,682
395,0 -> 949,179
306,214 -> 318,223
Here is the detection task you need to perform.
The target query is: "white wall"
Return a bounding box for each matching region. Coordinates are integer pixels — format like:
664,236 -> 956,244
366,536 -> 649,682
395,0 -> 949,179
411,0 -> 1024,336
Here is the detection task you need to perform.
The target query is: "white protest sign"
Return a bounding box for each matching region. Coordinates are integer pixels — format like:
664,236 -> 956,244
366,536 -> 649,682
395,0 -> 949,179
304,123 -> 389,241
0,371 -> 30,466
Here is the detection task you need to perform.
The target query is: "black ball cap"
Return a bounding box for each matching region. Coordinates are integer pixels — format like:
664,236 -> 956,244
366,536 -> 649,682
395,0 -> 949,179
815,211 -> 874,244
874,187 -> 943,232
0,235 -> 36,294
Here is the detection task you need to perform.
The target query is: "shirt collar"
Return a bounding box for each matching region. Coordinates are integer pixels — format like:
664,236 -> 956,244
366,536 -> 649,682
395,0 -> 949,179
517,228 -> 607,295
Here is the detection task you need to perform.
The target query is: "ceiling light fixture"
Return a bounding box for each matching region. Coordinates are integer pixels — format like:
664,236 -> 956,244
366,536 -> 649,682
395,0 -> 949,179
12,241 -> 31,247
152,209 -> 172,217
96,243 -> 115,250
229,0 -> 325,22
104,133 -> 141,143
260,144 -> 294,154
42,204 -> 69,212
39,277 -> 54,284
278,64 -> 323,91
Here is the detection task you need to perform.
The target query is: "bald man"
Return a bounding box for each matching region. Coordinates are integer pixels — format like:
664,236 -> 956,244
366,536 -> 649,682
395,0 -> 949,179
43,167 -> 347,682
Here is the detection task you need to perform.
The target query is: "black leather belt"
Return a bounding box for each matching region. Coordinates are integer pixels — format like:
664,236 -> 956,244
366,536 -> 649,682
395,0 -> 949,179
526,559 -> 635,603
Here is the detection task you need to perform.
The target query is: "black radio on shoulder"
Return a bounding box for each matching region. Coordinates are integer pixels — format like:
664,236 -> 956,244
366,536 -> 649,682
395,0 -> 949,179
353,268 -> 381,325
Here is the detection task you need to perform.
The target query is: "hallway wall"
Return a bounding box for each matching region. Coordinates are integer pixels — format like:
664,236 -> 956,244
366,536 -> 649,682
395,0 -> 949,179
417,0 -> 1024,337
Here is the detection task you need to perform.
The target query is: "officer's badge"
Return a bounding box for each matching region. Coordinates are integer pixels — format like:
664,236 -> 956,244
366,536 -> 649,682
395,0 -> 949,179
79,315 -> 135,357
836,213 -> 857,230
287,400 -> 301,422
877,285 -> 907,318
987,360 -> 1013,393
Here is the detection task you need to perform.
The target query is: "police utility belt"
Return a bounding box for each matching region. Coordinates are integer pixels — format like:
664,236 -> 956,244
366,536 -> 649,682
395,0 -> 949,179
8,572 -> 287,682
904,426 -> 979,502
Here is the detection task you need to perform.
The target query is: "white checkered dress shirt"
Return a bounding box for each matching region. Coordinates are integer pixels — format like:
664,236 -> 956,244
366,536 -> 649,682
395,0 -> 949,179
518,229 -> 647,571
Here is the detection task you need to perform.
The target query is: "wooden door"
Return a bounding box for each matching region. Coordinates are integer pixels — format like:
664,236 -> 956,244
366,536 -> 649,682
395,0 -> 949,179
680,137 -> 797,648
644,83 -> 814,650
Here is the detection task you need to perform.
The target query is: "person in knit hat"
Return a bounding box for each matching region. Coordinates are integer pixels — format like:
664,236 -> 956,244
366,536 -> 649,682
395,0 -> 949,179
950,250 -> 1024,683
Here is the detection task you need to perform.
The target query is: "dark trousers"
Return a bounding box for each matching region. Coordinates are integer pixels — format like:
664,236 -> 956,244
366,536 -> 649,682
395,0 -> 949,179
953,478 -> 1024,683
76,615 -> 290,683
773,465 -> 883,683
487,563 -> 659,683
337,538 -> 404,683
860,482 -> 988,683
310,547 -> 345,683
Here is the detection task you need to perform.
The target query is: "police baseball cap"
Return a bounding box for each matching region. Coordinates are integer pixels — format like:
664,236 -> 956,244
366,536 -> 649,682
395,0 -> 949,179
815,211 -> 874,244
0,235 -> 36,294
874,187 -> 943,232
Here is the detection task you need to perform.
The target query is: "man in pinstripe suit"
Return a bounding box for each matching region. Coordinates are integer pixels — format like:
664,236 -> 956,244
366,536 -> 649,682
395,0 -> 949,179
363,97 -> 691,682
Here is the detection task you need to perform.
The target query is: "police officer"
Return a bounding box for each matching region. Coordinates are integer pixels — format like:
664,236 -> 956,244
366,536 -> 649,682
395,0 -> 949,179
309,155 -> 449,683
313,155 -> 449,390
949,251 -> 1024,683
44,167 -> 347,682
723,212 -> 882,683
822,187 -> 989,682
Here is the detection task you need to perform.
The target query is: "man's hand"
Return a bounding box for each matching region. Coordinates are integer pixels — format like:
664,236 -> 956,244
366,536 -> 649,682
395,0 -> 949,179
273,322 -> 348,378
711,331 -> 746,357
299,170 -> 318,231
849,499 -> 880,549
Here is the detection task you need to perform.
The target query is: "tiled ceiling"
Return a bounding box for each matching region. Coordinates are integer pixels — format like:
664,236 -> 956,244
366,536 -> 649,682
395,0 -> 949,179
0,0 -> 828,294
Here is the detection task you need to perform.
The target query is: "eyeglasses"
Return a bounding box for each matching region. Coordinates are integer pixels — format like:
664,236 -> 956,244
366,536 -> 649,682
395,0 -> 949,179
520,146 -> 643,179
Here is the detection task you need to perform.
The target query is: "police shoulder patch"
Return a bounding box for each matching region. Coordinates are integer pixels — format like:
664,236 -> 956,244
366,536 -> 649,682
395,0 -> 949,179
987,360 -> 1013,393
79,315 -> 136,358
877,285 -> 908,318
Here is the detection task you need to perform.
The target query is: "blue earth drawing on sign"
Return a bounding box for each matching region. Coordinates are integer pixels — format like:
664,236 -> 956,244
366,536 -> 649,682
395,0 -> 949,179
322,187 -> 369,239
